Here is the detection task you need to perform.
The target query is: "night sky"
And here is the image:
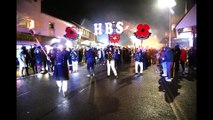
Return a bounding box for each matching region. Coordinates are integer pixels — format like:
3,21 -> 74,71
41,0 -> 196,43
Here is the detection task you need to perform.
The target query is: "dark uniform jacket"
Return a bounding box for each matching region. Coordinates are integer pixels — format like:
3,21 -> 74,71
52,49 -> 71,80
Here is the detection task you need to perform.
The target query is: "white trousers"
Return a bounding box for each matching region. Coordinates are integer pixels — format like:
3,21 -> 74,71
72,61 -> 78,72
56,80 -> 68,93
135,61 -> 143,73
107,60 -> 117,76
161,62 -> 167,76
19,67 -> 25,77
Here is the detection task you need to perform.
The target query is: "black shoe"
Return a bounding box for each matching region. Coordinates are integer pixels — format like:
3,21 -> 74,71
107,75 -> 110,78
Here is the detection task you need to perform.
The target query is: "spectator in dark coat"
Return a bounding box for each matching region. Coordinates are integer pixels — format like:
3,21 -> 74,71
165,47 -> 174,82
173,44 -> 181,73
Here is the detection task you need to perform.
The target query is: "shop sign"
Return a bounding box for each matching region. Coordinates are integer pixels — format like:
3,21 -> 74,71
94,21 -> 124,35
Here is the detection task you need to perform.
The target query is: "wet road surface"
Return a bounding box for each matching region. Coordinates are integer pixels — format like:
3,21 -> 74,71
17,62 -> 196,120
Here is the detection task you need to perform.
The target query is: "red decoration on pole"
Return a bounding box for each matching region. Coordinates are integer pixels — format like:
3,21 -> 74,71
134,24 -> 151,39
109,34 -> 120,43
64,26 -> 79,40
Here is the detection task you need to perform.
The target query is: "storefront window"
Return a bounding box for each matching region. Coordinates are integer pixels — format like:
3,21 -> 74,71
49,22 -> 55,29
17,17 -> 35,29
17,18 -> 26,27
26,19 -> 35,29
49,22 -> 55,36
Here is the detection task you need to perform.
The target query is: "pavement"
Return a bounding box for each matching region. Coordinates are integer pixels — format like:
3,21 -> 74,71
17,60 -> 196,120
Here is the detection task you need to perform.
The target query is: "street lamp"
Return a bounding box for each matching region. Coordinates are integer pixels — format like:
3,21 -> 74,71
157,0 -> 176,47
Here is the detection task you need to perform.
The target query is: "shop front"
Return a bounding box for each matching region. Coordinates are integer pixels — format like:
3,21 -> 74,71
16,31 -> 56,55
175,4 -> 196,49
16,31 -> 55,45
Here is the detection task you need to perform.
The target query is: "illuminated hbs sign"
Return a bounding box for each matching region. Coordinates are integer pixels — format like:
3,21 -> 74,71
94,21 -> 124,35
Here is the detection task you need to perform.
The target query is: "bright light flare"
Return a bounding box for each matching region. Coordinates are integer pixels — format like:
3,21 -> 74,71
124,25 -> 129,30
65,40 -> 72,48
169,8 -> 175,14
130,35 -> 163,49
50,38 -> 61,44
157,0 -> 176,9
29,19 -> 35,29
78,31 -> 82,36
142,36 -> 163,49
37,73 -> 43,79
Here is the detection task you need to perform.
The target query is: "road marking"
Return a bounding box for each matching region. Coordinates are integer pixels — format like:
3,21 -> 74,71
79,89 -> 85,93
17,91 -> 31,98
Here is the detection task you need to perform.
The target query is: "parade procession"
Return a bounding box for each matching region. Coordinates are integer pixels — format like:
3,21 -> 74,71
17,0 -> 196,120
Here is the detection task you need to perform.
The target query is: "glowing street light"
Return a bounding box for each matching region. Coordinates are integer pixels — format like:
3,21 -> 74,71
157,0 -> 176,9
157,0 -> 176,47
